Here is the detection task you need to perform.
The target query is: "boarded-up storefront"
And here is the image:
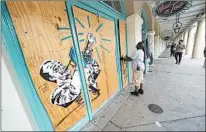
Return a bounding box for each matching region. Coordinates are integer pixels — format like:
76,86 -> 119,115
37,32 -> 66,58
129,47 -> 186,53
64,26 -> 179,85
2,1 -> 127,131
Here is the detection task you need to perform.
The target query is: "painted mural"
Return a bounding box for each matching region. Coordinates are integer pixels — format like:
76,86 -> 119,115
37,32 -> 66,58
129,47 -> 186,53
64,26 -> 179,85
73,6 -> 119,112
39,33 -> 101,108
6,1 -> 86,131
6,1 -> 119,131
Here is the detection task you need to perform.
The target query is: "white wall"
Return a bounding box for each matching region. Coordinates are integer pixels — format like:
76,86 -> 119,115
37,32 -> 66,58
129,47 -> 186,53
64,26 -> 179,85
126,13 -> 143,57
1,57 -> 33,131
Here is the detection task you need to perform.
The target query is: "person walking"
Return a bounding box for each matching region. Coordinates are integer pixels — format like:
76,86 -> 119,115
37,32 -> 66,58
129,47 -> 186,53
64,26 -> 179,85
170,43 -> 176,57
120,42 -> 145,96
175,40 -> 185,65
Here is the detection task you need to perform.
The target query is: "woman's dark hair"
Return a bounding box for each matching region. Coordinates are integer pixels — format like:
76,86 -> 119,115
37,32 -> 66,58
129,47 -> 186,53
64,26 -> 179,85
136,42 -> 144,50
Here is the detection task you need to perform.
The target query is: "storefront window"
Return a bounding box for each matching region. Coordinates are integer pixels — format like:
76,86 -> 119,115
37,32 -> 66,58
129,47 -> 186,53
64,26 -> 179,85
103,1 -> 122,14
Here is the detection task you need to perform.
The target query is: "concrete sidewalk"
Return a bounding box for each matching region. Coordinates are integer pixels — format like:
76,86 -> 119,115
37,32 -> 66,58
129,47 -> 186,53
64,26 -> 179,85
81,49 -> 205,131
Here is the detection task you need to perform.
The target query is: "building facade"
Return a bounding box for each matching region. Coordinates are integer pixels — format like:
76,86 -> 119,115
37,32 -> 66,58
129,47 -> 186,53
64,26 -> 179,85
2,1 -> 171,131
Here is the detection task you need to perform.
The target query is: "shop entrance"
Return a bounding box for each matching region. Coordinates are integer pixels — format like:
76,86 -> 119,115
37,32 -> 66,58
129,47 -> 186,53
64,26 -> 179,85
4,1 -> 121,131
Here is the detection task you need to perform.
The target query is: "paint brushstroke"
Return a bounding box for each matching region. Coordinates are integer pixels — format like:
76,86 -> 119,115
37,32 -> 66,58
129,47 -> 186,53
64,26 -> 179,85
78,32 -> 84,36
87,16 -> 90,28
75,18 -> 85,28
102,38 -> 112,42
57,27 -> 70,30
61,36 -> 72,41
79,39 -> 85,43
95,47 -> 101,63
95,23 -> 103,32
100,45 -> 109,53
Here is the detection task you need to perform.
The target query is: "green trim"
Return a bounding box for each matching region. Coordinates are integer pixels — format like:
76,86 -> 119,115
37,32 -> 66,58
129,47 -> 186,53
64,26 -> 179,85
69,1 -> 126,20
98,1 -> 125,19
66,0 -> 92,124
120,0 -> 126,18
114,20 -> 123,91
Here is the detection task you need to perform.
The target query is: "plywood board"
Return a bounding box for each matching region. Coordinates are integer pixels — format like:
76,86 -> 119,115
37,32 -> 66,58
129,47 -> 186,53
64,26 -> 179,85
72,6 -> 119,111
119,20 -> 128,88
6,1 -> 86,131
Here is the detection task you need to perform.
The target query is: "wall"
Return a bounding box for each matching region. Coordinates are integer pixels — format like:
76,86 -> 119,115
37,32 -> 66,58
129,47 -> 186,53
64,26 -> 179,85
124,0 -> 134,16
126,13 -> 143,56
133,1 -> 145,15
1,57 -> 33,131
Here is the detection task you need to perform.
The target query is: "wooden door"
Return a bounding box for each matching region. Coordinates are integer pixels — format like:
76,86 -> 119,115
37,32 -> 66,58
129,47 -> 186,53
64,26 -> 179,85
72,6 -> 119,112
118,20 -> 128,88
6,1 -> 86,131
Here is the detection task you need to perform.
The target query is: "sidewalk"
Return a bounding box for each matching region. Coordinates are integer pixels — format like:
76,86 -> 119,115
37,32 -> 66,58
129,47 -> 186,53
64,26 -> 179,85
81,49 -> 205,131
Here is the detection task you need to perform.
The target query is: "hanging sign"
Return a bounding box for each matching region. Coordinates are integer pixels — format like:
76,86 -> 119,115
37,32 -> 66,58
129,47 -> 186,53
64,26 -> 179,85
155,1 -> 189,17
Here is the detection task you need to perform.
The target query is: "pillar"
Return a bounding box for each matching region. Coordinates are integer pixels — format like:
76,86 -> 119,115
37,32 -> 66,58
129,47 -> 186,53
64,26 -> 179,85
186,24 -> 197,56
126,13 -> 143,56
180,34 -> 184,40
192,18 -> 205,58
154,36 -> 160,59
183,30 -> 189,48
126,13 -> 143,82
159,38 -> 162,54
147,31 -> 155,57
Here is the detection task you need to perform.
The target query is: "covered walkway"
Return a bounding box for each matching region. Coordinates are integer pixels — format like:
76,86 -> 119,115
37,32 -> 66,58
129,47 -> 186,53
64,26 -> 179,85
82,49 -> 205,131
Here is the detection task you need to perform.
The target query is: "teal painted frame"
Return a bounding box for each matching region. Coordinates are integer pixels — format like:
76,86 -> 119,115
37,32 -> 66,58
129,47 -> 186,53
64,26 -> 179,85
1,2 -> 53,130
1,0 -> 126,131
65,1 -> 92,130
67,0 -> 123,114
68,1 -> 124,130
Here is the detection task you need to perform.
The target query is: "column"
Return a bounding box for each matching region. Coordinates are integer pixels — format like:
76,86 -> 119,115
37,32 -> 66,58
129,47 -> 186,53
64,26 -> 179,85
126,13 -> 143,57
183,30 -> 189,55
159,38 -> 162,55
185,24 -> 197,56
180,34 -> 184,40
126,13 -> 143,82
154,36 -> 160,59
192,18 -> 205,58
183,30 -> 189,48
147,31 -> 155,57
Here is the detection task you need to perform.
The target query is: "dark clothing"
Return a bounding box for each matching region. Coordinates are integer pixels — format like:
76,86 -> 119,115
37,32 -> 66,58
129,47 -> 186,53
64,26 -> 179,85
170,44 -> 176,57
170,45 -> 175,52
175,52 -> 183,64
170,51 -> 175,57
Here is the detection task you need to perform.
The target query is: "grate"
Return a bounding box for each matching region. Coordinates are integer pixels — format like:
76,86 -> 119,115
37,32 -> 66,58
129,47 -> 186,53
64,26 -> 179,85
148,104 -> 163,114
